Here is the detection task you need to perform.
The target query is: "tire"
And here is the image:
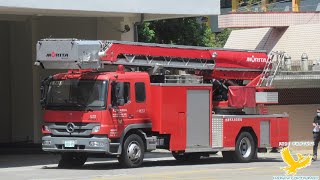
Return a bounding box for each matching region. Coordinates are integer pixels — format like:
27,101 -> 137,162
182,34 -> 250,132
58,152 -> 87,168
118,134 -> 145,168
172,152 -> 201,161
233,132 -> 255,163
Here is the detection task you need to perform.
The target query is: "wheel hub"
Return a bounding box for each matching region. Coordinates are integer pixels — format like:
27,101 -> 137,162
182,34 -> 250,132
127,141 -> 141,163
239,137 -> 252,158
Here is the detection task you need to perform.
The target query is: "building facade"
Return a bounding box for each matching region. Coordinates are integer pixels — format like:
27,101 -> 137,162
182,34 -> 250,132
0,0 -> 220,143
221,0 -> 320,146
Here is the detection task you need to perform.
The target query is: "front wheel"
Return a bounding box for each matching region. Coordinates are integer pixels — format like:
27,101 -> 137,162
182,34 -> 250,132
234,132 -> 255,163
118,134 -> 145,168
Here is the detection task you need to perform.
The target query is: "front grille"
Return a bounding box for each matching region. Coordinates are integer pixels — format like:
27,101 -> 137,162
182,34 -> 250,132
56,129 -> 87,133
54,122 -> 89,126
47,122 -> 99,137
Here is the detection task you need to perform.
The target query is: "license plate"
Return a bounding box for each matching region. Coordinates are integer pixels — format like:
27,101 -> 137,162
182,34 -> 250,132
64,140 -> 76,147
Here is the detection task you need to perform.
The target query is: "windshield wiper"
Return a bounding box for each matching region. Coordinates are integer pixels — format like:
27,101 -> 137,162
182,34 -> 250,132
63,100 -> 86,108
55,100 -> 98,111
67,102 -> 94,111
85,107 -> 94,112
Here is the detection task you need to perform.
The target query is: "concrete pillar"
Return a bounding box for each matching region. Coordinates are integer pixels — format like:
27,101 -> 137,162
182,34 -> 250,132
31,17 -> 42,143
97,17 -> 122,40
120,17 -> 135,41
10,20 -> 34,142
0,21 -> 12,143
97,17 -> 135,41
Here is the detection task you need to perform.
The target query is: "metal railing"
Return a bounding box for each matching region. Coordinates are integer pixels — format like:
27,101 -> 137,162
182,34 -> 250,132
164,75 -> 203,84
233,0 -> 320,13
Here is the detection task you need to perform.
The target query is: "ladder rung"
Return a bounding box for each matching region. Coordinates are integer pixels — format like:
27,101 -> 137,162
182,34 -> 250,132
257,51 -> 284,87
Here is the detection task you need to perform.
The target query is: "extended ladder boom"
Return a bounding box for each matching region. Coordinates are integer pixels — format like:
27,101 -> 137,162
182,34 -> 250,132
36,39 -> 268,80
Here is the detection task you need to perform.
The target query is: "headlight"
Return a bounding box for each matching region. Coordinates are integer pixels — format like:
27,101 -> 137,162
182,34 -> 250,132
89,141 -> 105,147
92,126 -> 101,133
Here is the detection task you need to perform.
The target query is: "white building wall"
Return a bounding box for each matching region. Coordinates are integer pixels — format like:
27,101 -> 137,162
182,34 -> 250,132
268,104 -> 319,150
224,28 -> 271,50
273,24 -> 320,62
225,24 -> 320,63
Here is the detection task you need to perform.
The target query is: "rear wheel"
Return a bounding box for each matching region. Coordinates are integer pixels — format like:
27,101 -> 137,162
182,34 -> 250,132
118,134 -> 145,168
234,132 -> 255,163
58,152 -> 87,168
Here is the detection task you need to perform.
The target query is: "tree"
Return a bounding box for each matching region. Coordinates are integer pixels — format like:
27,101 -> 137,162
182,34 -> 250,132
215,28 -> 232,47
138,17 -> 219,47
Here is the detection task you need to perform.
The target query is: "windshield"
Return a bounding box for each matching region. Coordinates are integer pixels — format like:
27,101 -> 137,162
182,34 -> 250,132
46,79 -> 107,110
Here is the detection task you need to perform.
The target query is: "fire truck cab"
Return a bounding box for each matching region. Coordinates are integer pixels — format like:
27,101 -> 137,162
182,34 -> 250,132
37,39 -> 289,168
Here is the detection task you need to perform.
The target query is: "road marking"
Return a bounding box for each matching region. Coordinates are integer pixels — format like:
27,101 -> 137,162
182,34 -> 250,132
91,167 -> 260,180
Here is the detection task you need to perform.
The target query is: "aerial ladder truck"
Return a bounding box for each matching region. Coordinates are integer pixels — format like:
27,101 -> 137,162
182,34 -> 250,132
36,39 -> 289,168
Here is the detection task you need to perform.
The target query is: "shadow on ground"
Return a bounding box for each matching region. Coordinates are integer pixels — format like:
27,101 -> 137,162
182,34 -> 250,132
41,155 -> 283,171
0,150 -> 283,169
0,152 -> 172,168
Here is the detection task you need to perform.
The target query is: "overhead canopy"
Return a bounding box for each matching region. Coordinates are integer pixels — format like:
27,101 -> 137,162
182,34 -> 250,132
0,0 -> 220,20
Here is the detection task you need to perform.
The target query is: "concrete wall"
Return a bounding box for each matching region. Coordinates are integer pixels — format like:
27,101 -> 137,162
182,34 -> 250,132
268,104 -> 319,142
10,21 -> 35,142
224,24 -> 320,63
0,15 -> 134,143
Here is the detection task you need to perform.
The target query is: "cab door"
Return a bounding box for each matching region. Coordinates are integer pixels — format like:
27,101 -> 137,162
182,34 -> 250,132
110,81 -> 135,128
133,82 -> 148,122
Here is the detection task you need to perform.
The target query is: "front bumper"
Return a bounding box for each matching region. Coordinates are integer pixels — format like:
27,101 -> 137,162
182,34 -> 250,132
42,136 -> 110,153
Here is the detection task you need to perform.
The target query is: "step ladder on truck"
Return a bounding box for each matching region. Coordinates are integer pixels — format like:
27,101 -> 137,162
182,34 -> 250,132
36,39 -> 289,168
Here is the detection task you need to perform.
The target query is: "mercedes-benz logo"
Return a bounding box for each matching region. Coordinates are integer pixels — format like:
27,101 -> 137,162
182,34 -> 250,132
66,122 -> 75,133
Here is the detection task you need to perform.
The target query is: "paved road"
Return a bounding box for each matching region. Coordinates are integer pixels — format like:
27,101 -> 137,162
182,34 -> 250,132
0,152 -> 318,180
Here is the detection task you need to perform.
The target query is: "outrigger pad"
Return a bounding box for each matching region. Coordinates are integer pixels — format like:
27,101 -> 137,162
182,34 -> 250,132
36,39 -> 102,69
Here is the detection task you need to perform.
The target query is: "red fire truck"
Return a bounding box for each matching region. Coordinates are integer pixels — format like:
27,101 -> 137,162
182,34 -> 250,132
36,39 -> 288,168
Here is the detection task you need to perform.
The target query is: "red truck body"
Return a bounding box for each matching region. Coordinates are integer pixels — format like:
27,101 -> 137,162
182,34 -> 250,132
37,39 -> 289,168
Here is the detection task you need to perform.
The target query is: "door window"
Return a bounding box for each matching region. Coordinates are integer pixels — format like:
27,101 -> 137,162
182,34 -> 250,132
135,82 -> 146,103
111,82 -> 130,106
